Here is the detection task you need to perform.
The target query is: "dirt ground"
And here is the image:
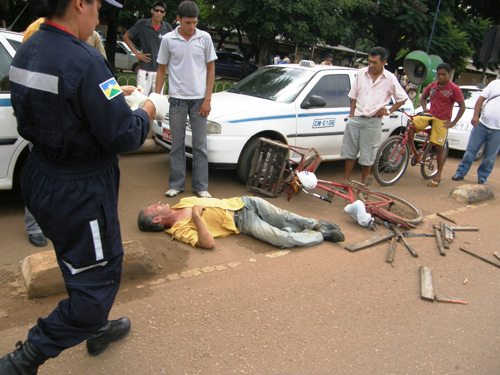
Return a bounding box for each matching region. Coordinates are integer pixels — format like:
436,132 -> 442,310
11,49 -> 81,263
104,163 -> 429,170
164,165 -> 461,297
0,150 -> 499,374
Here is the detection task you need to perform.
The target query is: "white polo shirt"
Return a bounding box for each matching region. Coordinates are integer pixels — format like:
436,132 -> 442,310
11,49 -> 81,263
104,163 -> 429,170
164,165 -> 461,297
157,27 -> 217,99
349,67 -> 408,117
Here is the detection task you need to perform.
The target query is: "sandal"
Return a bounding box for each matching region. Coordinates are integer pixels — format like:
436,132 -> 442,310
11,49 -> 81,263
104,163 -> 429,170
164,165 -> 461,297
427,179 -> 440,187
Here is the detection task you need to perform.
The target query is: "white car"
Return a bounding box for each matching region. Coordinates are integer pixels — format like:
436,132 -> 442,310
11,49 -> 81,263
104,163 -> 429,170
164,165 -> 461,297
153,61 -> 414,182
416,85 -> 484,159
115,40 -> 138,72
0,30 -> 27,190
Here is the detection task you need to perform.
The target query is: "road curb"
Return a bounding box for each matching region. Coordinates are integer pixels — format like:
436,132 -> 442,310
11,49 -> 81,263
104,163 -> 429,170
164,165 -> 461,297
20,240 -> 159,299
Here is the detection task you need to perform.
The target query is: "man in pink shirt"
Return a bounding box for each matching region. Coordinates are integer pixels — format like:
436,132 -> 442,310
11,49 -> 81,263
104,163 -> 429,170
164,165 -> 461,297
409,63 -> 465,186
341,47 -> 408,184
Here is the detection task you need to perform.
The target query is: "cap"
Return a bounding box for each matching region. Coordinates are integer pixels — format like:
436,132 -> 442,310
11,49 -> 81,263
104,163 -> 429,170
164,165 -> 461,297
104,0 -> 123,8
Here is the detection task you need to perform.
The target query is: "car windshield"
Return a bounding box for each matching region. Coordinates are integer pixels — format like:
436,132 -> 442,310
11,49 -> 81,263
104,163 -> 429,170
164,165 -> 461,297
460,89 -> 483,109
227,66 -> 316,103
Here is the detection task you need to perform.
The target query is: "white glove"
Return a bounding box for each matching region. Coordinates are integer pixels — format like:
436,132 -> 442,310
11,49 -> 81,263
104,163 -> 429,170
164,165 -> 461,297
147,93 -> 169,121
125,89 -> 148,110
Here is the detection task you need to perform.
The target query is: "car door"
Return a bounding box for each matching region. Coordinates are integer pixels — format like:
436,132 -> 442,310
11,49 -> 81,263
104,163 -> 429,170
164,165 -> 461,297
0,33 -> 23,185
294,72 -> 351,159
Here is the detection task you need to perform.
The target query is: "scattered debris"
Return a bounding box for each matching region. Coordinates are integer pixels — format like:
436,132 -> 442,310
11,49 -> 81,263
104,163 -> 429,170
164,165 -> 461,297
434,295 -> 468,305
463,278 -> 468,284
449,226 -> 479,232
420,266 -> 434,301
385,236 -> 397,264
460,247 -> 500,269
420,266 -> 468,304
344,232 -> 395,252
391,224 -> 418,258
433,225 -> 446,256
436,212 -> 457,224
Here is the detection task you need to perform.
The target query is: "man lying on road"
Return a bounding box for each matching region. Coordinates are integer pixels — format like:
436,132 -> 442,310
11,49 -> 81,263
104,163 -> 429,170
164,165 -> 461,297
138,196 -> 344,249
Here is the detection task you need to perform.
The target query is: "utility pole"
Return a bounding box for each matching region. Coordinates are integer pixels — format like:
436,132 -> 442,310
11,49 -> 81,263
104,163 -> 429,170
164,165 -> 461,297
426,0 -> 442,54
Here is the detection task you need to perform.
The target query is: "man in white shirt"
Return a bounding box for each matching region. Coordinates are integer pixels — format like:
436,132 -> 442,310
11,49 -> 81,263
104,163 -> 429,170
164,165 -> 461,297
452,78 -> 500,184
340,46 -> 408,184
155,0 -> 216,199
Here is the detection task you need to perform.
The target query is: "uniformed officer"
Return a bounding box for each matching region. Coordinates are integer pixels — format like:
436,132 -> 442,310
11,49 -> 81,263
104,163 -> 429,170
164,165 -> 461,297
0,0 -> 168,373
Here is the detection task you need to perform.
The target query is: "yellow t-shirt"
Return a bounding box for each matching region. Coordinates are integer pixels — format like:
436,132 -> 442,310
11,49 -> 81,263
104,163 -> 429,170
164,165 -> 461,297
166,197 -> 245,247
23,17 -> 45,42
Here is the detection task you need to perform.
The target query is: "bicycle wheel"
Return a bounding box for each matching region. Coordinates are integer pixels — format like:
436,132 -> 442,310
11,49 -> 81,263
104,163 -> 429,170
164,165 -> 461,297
373,135 -> 409,186
420,141 -> 448,179
359,190 -> 423,226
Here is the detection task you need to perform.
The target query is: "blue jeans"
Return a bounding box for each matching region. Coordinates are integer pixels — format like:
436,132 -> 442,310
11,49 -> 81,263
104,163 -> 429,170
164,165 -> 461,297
455,122 -> 500,183
25,206 -> 43,235
169,98 -> 209,192
236,196 -> 323,248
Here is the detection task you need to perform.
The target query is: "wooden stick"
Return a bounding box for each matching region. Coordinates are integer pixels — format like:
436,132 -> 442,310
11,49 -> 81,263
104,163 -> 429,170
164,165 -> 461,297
450,226 -> 479,232
344,232 -> 395,252
444,224 -> 454,243
392,225 -> 418,258
440,222 -> 450,249
386,236 -> 397,263
434,295 -> 468,305
436,212 -> 457,224
460,247 -> 500,269
420,266 -> 434,301
433,225 -> 446,256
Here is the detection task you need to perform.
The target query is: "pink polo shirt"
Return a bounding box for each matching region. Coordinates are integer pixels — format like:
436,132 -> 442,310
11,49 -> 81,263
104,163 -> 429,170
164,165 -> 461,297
349,67 -> 408,117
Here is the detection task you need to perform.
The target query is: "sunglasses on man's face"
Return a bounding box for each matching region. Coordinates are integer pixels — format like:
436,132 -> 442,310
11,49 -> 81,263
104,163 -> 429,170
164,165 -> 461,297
153,8 -> 165,13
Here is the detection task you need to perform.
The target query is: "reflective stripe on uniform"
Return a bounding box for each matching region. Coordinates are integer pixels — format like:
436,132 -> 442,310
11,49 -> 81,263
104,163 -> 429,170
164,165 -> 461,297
89,219 -> 104,261
62,260 -> 109,275
9,66 -> 59,94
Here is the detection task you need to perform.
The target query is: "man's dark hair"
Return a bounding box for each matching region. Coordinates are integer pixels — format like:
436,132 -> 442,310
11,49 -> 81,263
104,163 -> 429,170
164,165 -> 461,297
137,209 -> 166,232
436,63 -> 451,73
369,46 -> 388,62
177,1 -> 199,18
34,0 -> 92,18
152,1 -> 166,10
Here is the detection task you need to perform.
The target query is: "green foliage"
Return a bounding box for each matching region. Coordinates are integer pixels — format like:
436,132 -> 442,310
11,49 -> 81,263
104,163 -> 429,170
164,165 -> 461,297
429,15 -> 472,71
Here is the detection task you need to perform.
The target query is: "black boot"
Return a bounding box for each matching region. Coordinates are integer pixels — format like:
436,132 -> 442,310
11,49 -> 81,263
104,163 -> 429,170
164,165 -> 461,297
314,221 -> 345,242
0,340 -> 46,375
315,220 -> 341,232
86,317 -> 131,356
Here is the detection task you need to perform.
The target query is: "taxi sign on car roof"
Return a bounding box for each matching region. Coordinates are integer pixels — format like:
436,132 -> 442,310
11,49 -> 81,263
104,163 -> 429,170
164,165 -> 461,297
299,60 -> 315,67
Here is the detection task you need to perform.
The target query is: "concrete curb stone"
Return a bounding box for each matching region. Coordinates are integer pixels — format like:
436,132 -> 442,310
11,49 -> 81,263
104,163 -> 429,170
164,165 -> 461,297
20,240 -> 159,299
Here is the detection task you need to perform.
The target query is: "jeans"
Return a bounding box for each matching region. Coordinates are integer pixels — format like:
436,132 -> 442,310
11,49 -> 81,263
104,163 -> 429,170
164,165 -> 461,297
169,98 -> 209,192
25,206 -> 43,235
236,196 -> 323,248
455,122 -> 500,183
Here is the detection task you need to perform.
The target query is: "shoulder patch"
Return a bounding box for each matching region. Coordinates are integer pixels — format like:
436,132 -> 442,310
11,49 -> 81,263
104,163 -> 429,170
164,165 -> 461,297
99,77 -> 122,100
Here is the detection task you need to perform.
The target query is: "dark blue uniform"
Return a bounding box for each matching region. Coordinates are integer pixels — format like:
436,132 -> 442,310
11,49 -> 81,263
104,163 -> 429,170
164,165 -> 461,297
9,23 -> 150,358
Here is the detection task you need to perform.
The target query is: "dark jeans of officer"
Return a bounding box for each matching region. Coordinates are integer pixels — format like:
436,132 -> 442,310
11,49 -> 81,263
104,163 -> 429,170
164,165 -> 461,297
22,152 -> 124,359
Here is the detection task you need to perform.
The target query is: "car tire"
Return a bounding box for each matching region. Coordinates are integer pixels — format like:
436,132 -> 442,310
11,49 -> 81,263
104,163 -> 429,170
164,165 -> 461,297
237,138 -> 261,183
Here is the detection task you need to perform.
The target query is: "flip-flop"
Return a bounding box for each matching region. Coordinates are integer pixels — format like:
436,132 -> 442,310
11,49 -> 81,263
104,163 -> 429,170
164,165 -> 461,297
427,179 -> 440,187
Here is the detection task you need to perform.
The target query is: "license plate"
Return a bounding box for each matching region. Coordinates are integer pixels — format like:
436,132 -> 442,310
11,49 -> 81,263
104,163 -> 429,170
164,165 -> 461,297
162,128 -> 172,143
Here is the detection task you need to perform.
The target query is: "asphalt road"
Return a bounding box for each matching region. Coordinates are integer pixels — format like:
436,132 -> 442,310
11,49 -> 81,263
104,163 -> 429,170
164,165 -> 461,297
0,150 -> 499,374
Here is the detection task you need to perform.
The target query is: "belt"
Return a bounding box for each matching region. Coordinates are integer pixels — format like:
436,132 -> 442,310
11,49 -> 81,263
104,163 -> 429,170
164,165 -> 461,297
233,209 -> 241,228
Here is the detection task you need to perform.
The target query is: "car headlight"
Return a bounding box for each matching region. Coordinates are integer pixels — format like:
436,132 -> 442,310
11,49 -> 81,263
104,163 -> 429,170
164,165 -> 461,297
454,121 -> 472,131
207,120 -> 221,134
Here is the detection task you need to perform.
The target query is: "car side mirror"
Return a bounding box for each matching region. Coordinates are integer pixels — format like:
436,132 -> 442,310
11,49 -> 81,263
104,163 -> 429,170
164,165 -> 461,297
301,95 -> 326,109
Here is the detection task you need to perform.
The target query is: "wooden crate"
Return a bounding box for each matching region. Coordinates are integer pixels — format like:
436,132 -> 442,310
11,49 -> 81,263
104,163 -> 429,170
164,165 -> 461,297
246,138 -> 291,197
